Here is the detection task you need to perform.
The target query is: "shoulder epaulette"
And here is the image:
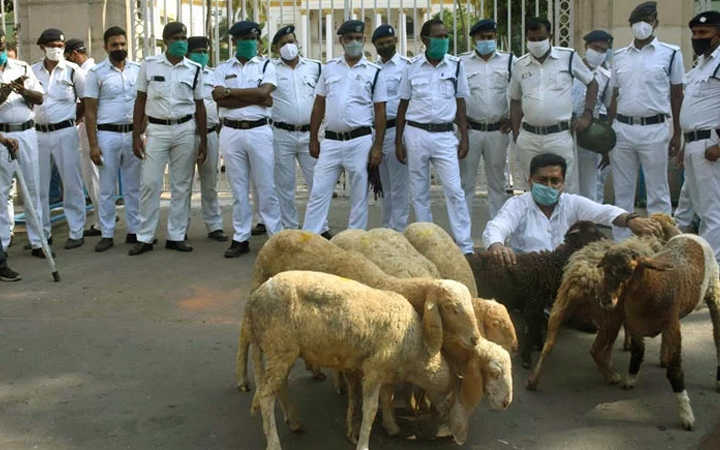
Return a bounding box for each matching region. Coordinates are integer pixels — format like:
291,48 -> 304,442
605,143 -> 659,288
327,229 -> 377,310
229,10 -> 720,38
446,54 -> 459,62
410,54 -> 424,64
303,57 -> 322,65
516,53 -> 532,63
185,59 -> 202,69
144,54 -> 163,62
658,41 -> 680,52
554,46 -> 574,52
366,61 -> 381,70
326,57 -> 342,64
126,60 -> 141,67
614,46 -> 630,56
398,55 -> 412,64
596,66 -> 611,78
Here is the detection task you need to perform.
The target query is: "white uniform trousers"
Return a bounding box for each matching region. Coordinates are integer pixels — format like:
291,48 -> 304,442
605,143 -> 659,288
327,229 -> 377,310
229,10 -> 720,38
404,126 -> 474,254
577,146 -> 602,202
137,121 -> 196,243
460,129 -> 510,219
673,180 -> 695,230
273,127 -> 327,231
1,180 -> 15,248
187,131 -> 223,233
303,134 -> 372,233
77,122 -> 100,227
516,129 -> 579,193
97,129 -> 141,238
683,139 -> 720,263
0,128 -> 44,249
610,121 -> 671,240
379,127 -> 409,231
220,124 -> 282,242
37,126 -> 86,240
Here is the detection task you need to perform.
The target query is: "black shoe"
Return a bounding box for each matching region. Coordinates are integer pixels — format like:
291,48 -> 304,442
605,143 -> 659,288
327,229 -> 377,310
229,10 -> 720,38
207,230 -> 229,242
95,238 -> 114,252
251,223 -> 267,236
64,237 -> 84,249
83,225 -> 101,237
320,230 -> 333,240
165,240 -> 193,252
0,265 -> 21,282
126,233 -> 138,244
128,242 -> 153,256
224,240 -> 249,258
25,236 -> 52,250
31,248 -> 55,258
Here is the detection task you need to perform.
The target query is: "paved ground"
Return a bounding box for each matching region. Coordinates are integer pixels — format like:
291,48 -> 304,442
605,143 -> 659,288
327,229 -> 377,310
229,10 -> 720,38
1,193 -> 719,450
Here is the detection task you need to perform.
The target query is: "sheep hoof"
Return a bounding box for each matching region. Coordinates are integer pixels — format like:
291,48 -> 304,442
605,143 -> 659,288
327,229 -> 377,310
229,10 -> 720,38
237,383 -> 251,392
346,429 -> 359,444
288,421 -> 304,433
681,419 -> 694,431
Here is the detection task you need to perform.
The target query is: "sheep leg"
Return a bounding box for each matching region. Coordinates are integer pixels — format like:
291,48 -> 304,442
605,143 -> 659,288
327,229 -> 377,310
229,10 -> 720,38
345,371 -> 362,444
622,324 -> 631,352
664,325 -> 694,431
622,336 -> 644,389
236,318 -> 253,391
590,311 -> 623,384
380,384 -> 400,436
660,332 -> 670,368
356,379 -> 382,450
527,293 -> 572,390
704,280 -> 720,392
257,358 -> 295,450
278,379 -> 303,432
332,370 -> 346,395
521,302 -> 543,369
250,345 -> 265,415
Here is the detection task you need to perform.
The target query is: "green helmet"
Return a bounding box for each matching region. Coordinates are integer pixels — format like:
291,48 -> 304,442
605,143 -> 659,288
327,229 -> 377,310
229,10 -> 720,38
577,119 -> 617,154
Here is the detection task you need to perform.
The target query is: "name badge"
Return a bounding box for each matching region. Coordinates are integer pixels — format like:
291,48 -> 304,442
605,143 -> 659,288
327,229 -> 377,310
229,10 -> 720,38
152,75 -> 165,81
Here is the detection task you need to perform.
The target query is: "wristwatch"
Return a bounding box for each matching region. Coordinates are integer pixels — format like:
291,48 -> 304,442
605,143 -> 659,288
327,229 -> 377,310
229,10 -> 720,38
224,87 -> 231,97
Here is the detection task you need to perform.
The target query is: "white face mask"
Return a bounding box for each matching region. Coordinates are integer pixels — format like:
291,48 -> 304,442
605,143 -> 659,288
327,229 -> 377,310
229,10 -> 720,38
279,42 -> 299,61
585,48 -> 607,68
632,21 -> 654,40
44,47 -> 64,62
527,39 -> 550,58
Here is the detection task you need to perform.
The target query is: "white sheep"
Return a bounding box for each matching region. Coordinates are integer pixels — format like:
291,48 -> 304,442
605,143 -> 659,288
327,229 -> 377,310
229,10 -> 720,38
245,271 -> 512,450
403,222 -> 479,297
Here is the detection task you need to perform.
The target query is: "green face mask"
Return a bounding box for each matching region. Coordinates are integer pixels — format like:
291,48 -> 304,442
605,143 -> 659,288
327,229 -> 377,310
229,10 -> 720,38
168,40 -> 188,57
426,37 -> 449,60
188,52 -> 209,67
236,39 -> 258,60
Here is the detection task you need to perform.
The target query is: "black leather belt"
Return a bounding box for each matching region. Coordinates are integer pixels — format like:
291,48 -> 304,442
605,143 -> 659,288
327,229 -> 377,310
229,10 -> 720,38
0,120 -> 35,132
616,113 -> 666,126
407,120 -> 454,132
468,119 -> 502,132
386,118 -> 397,128
325,127 -> 372,141
98,123 -> 133,133
35,119 -> 75,133
522,121 -> 570,135
208,125 -> 219,133
147,115 -> 193,125
684,129 -> 718,143
273,121 -> 310,132
223,118 -> 268,130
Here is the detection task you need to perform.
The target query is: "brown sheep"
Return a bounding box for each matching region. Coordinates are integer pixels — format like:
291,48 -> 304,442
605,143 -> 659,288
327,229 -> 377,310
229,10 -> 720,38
594,234 -> 720,430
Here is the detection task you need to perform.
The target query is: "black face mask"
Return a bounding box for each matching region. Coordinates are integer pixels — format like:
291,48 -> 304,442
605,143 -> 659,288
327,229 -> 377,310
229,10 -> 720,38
376,44 -> 396,59
692,37 -> 716,56
109,49 -> 128,62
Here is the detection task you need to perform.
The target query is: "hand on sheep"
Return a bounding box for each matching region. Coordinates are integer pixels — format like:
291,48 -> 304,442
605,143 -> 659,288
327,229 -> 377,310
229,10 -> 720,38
627,217 -> 662,238
488,243 -> 517,266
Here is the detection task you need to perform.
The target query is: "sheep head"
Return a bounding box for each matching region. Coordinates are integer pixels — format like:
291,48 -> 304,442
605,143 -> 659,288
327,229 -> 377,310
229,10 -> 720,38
563,221 -> 606,251
473,298 -> 518,353
427,280 -> 481,354
597,247 -> 674,309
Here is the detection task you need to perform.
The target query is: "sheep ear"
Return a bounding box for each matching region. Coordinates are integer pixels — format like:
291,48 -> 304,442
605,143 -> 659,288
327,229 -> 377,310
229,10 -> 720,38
638,256 -> 674,271
423,300 -> 443,355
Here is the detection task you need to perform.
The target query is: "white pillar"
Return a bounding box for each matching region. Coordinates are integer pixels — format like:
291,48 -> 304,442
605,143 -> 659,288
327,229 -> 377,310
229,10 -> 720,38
326,13 -> 334,59
400,11 -> 407,56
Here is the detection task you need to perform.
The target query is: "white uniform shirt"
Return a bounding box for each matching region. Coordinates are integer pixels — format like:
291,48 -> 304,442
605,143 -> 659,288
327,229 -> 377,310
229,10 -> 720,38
482,192 -> 626,252
200,66 -> 219,126
679,46 -> 720,132
81,58 -> 95,72
461,50 -> 515,123
84,58 -> 140,124
0,58 -> 44,123
32,59 -> 86,124
315,56 -> 387,132
510,47 -> 594,126
135,54 -> 204,120
271,56 -> 321,125
399,53 -> 469,123
573,64 -> 611,118
213,56 -> 276,121
611,38 -> 684,117
378,53 -> 411,120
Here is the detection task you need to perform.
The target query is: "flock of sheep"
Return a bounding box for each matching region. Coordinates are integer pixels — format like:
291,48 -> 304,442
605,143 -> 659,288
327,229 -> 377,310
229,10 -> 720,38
233,217 -> 720,450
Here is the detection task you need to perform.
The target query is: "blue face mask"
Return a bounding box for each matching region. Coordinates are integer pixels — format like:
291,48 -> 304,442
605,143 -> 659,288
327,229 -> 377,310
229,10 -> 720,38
531,182 -> 561,206
475,39 -> 496,56
0,50 -> 7,65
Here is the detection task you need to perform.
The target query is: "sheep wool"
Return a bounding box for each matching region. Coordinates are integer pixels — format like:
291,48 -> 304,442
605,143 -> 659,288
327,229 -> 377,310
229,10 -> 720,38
472,298 -> 518,353
403,222 -> 478,297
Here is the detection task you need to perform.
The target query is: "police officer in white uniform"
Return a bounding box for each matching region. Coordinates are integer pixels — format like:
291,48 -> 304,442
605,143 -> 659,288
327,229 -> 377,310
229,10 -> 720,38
678,10 -> 720,263
395,18 -> 473,254
213,21 -> 281,257
269,25 -> 328,233
510,17 -> 597,194
131,21 -> 207,255
0,29 -> 45,257
372,24 -> 411,231
65,38 -> 101,237
460,19 -> 514,220
184,36 -> 228,243
608,1 -> 684,240
302,19 -> 387,235
32,28 -> 88,250
83,26 -> 142,252
0,133 -> 22,281
573,30 -> 613,202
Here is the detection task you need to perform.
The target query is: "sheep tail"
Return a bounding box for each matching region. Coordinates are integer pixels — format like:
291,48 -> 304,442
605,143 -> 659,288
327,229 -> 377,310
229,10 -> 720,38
235,313 -> 253,392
